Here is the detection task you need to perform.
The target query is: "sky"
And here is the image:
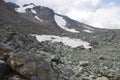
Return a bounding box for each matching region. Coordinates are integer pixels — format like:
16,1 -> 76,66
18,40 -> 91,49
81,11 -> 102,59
4,0 -> 120,29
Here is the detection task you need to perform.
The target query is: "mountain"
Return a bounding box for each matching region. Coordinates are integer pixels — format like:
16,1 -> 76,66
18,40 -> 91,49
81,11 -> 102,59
0,0 -> 120,80
15,3 -> 98,33
0,1 -> 106,35
0,1 -> 63,35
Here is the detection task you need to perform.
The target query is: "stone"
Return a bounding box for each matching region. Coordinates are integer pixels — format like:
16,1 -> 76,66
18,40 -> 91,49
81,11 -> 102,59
7,51 -> 55,80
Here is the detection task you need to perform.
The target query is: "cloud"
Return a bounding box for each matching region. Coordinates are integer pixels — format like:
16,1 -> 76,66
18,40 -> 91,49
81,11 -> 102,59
4,0 -> 120,29
88,5 -> 120,28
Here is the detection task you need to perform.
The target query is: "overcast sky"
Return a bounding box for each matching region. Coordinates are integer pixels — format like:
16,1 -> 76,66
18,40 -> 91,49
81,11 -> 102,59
5,0 -> 120,29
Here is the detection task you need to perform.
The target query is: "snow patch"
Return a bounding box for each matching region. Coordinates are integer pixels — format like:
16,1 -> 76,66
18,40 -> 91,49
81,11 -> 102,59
83,26 -> 94,30
31,9 -> 37,14
83,30 -> 93,33
15,5 -> 34,13
32,35 -> 91,49
0,60 -> 5,64
54,15 -> 80,33
35,16 -> 43,22
54,15 -> 66,27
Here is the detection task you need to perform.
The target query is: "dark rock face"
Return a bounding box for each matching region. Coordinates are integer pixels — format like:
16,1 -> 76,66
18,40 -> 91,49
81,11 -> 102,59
0,60 -> 12,80
33,6 -> 55,21
7,2 -> 19,10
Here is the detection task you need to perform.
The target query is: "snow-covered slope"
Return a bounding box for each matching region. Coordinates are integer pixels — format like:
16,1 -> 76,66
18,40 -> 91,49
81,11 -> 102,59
54,14 -> 80,33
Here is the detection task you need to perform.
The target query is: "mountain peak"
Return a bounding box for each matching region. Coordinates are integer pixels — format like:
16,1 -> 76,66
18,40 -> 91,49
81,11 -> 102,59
0,0 -> 17,13
7,2 -> 19,10
0,0 -> 7,7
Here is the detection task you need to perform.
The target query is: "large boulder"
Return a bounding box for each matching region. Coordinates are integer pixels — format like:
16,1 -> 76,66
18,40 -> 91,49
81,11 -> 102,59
7,50 -> 56,80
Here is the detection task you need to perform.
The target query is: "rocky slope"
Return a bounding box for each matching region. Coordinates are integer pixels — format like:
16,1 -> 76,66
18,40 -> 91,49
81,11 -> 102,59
0,0 -> 120,80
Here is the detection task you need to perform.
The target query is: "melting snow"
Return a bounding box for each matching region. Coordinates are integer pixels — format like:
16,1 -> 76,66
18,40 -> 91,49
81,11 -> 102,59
83,26 -> 94,30
83,30 -> 93,33
35,16 -> 43,22
32,35 -> 91,49
54,15 -> 80,33
15,5 -> 34,13
31,9 -> 37,14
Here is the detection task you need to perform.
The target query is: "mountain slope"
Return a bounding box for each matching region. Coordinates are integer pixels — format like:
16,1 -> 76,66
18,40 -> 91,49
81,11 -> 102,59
0,1 -> 107,36
16,3 -> 102,34
0,1 -> 64,35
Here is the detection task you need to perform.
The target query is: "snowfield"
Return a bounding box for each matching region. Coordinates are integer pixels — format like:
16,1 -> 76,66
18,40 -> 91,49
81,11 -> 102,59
54,15 -> 80,33
32,35 -> 92,49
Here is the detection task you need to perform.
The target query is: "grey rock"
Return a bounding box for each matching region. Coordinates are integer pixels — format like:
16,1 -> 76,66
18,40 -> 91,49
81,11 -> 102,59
31,76 -> 39,80
7,51 -> 55,80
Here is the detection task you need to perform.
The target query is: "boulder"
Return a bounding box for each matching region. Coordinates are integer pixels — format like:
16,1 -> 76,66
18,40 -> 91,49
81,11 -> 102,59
7,50 -> 55,80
